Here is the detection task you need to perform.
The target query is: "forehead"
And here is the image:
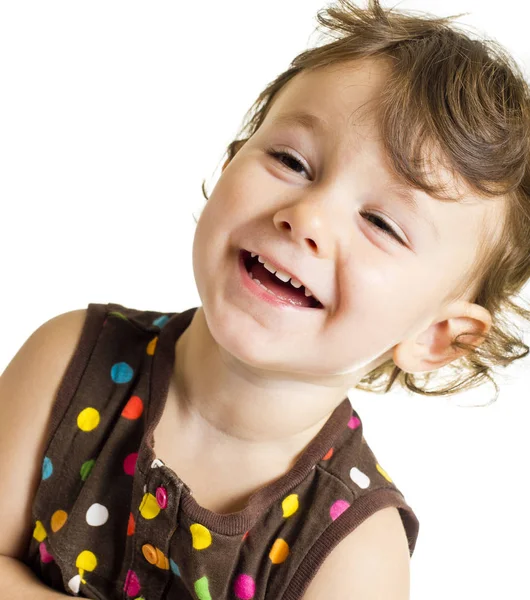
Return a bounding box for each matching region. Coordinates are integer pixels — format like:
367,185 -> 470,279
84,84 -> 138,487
266,58 -> 390,131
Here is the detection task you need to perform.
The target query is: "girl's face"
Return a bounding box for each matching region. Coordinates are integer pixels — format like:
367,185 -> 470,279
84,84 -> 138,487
191,58 -> 499,384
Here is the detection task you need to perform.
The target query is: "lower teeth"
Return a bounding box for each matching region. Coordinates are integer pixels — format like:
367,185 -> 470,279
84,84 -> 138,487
249,273 -> 273,294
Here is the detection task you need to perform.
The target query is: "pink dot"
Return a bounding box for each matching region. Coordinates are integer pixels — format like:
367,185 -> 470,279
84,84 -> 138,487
234,573 -> 256,599
123,452 -> 138,476
348,416 -> 360,430
156,486 -> 168,509
124,569 -> 141,597
330,499 -> 351,521
39,542 -> 54,563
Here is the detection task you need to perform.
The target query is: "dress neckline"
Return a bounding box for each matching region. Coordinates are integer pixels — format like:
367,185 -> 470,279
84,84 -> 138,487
136,306 -> 353,535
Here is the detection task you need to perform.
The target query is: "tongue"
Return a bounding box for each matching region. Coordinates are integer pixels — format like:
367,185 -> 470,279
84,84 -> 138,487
249,262 -> 312,308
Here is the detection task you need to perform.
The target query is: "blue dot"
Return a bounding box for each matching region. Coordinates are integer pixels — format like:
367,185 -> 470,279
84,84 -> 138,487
152,315 -> 169,329
169,559 -> 180,577
110,362 -> 134,384
42,456 -> 53,480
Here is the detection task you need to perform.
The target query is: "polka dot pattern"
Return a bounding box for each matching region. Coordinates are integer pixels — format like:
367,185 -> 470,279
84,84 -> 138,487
322,447 -> 334,460
33,520 -> 46,542
123,452 -> 138,476
234,573 -> 256,599
80,459 -> 95,481
127,512 -> 135,536
169,559 -> 181,577
68,574 -> 81,594
121,396 -> 144,420
330,499 -> 350,521
194,575 -> 212,600
39,542 -> 54,563
281,494 -> 299,518
27,305 -> 415,600
51,509 -> 68,532
349,466 -> 370,489
42,456 -> 53,480
269,539 -> 289,564
146,336 -> 158,355
76,550 -> 97,572
152,315 -> 169,328
376,463 -> 393,482
77,407 -> 100,432
124,569 -> 141,597
110,362 -> 134,384
139,493 -> 160,520
86,503 -> 109,527
190,523 -> 212,550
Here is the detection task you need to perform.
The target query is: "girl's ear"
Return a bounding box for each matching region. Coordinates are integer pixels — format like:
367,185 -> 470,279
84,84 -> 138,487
392,301 -> 492,374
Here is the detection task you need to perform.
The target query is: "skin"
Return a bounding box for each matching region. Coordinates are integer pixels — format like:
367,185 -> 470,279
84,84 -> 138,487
164,57 -> 503,476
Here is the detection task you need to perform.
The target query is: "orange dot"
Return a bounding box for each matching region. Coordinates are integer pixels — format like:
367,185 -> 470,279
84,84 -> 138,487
269,538 -> 290,564
147,337 -> 158,356
142,543 -> 157,564
51,510 -> 68,532
127,513 -> 135,536
121,396 -> 143,420
322,448 -> 334,460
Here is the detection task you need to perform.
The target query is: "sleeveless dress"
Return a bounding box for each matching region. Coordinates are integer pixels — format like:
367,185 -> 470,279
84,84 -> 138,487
23,302 -> 420,600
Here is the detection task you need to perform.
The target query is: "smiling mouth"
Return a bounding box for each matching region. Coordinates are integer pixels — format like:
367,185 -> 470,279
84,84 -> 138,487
241,249 -> 324,309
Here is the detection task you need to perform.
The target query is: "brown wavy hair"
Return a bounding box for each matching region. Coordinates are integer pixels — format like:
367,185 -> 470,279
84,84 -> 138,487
198,0 -> 530,405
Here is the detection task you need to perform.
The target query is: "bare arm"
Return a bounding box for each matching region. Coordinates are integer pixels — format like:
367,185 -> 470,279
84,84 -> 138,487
0,555 -> 72,599
0,309 -> 88,597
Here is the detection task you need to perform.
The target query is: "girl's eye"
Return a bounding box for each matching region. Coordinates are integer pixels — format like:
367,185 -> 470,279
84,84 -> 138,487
267,148 -> 308,177
361,212 -> 406,245
267,147 -> 406,246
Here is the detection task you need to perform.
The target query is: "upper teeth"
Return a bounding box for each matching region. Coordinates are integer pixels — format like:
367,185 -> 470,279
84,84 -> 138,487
251,252 -> 317,300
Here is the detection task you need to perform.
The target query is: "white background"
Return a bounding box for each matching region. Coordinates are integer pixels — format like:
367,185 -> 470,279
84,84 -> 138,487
1,1 -> 529,598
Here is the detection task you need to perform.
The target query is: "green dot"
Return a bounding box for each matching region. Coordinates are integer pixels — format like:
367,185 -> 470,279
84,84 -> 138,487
194,576 -> 212,600
108,311 -> 128,320
80,459 -> 95,481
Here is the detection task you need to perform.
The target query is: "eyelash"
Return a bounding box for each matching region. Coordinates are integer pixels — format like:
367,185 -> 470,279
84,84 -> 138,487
266,148 -> 406,246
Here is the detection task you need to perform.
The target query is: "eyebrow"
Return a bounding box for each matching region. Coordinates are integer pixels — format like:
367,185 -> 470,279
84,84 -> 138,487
269,110 -> 440,241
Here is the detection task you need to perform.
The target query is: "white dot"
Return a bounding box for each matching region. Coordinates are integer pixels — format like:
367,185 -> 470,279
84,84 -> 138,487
86,503 -> 109,527
68,574 -> 81,594
349,466 -> 371,489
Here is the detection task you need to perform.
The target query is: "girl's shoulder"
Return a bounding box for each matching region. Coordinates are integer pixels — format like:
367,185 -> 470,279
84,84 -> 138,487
0,308 -> 89,560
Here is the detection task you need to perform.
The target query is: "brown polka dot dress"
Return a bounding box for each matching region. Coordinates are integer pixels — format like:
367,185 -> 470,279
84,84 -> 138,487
23,302 -> 420,599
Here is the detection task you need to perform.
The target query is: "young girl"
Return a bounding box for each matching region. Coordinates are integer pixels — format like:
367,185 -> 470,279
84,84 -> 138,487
2,1 -> 529,598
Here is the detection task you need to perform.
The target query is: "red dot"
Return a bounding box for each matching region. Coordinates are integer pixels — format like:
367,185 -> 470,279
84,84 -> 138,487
123,452 -> 138,475
121,396 -> 144,420
127,512 -> 135,536
322,448 -> 334,460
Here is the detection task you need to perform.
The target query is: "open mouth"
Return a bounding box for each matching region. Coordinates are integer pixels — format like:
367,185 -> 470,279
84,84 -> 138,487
241,249 -> 324,309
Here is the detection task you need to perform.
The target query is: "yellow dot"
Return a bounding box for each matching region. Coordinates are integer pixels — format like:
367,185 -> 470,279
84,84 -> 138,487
269,538 -> 290,564
282,494 -> 299,518
376,463 -> 393,483
76,550 -> 97,572
190,523 -> 212,550
146,336 -> 158,355
51,510 -> 68,532
33,520 -> 47,542
77,407 -> 100,432
139,493 -> 160,519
